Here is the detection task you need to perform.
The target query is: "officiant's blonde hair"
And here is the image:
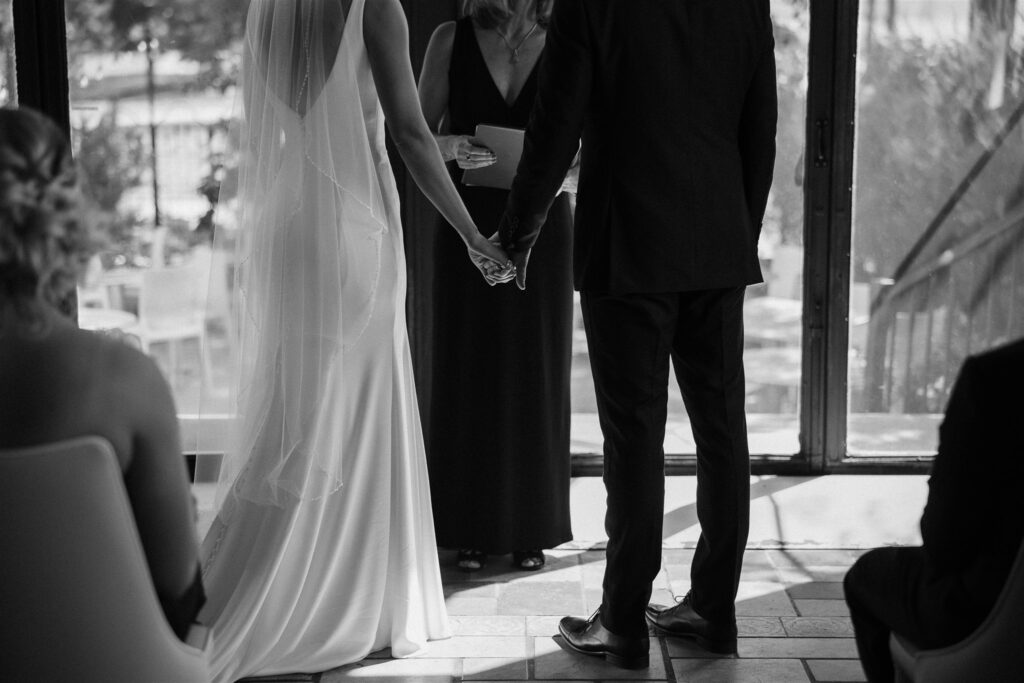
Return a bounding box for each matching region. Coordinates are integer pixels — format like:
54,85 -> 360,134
462,0 -> 553,30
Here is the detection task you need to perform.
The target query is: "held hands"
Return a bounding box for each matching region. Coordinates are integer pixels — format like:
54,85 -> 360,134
465,231 -> 529,289
447,135 -> 497,170
488,232 -> 530,291
466,232 -> 516,286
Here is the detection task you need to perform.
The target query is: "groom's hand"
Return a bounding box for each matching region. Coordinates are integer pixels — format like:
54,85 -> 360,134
510,249 -> 529,291
488,232 -> 529,290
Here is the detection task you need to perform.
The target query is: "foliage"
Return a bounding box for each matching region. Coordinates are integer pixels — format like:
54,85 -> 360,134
195,125 -> 240,240
73,112 -> 147,266
64,0 -> 252,265
763,0 -> 1024,277
853,34 -> 1024,279
66,0 -> 250,92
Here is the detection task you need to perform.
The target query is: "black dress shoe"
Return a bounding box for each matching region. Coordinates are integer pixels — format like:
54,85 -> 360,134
558,610 -> 650,669
645,591 -> 738,654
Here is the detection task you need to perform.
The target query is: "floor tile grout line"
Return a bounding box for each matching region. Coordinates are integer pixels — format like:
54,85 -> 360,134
658,635 -> 678,683
575,551 -> 591,615
800,656 -> 818,682
526,632 -> 536,680
784,565 -> 802,617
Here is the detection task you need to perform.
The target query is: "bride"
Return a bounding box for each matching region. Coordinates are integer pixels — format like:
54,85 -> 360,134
195,1 -> 512,680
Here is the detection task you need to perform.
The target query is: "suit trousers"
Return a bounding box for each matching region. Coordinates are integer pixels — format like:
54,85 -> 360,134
844,547 -> 985,682
580,287 -> 750,636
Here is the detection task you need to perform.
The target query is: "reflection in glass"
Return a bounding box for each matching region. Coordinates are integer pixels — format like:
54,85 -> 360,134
850,1 -> 1024,455
0,0 -> 14,107
570,0 -> 808,456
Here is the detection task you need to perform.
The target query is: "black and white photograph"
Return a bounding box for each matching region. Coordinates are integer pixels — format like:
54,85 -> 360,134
2,1 -> 1023,681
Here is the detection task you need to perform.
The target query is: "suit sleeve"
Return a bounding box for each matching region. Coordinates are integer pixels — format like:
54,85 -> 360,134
920,356 -> 986,574
738,10 -> 778,239
499,0 -> 592,256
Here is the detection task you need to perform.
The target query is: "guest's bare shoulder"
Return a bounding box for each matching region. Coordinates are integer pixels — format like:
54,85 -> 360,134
92,332 -> 171,407
87,331 -> 179,460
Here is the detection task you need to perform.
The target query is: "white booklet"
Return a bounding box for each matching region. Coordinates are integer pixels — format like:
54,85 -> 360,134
461,124 -> 525,190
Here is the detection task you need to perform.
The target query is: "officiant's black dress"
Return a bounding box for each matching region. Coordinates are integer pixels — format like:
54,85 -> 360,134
427,18 -> 573,554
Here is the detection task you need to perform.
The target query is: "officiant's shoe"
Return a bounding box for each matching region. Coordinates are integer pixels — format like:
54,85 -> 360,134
558,610 -> 649,669
645,591 -> 738,655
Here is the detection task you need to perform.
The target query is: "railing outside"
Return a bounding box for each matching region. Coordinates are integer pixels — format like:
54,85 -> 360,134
859,207 -> 1024,415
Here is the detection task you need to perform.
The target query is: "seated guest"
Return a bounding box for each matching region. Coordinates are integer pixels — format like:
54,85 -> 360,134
844,337 -> 1024,682
0,107 -> 204,640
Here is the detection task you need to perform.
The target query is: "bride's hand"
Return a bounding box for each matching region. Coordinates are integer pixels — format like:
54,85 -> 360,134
465,232 -> 515,285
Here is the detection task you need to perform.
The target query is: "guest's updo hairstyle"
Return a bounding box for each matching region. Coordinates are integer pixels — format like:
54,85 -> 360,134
462,0 -> 553,30
0,107 -> 92,324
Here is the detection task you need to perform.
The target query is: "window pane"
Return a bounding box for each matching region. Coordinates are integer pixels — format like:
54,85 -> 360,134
0,0 -> 14,106
67,1 -> 246,421
849,1 -> 1024,455
571,1 -> 807,456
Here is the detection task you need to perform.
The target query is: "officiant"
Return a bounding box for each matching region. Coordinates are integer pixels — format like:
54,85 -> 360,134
418,0 -> 576,572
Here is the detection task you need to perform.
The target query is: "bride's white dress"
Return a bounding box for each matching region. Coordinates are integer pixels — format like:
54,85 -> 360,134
198,2 -> 449,680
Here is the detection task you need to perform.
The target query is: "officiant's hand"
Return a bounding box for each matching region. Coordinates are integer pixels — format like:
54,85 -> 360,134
445,135 -> 497,170
466,232 -> 515,285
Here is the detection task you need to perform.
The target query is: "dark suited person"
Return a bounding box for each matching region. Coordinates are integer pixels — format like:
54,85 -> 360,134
495,0 -> 777,669
843,338 -> 1024,682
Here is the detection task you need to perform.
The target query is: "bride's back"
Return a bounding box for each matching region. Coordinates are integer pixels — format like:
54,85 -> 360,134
248,0 -> 354,116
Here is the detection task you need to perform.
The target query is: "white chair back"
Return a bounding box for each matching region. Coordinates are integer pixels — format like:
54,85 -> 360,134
0,437 -> 210,682
138,267 -> 204,331
891,539 -> 1024,682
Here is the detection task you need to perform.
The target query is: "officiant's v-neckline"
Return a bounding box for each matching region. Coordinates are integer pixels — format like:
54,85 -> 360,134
470,25 -> 542,110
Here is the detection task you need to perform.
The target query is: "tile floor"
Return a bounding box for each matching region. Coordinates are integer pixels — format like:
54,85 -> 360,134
240,548 -> 866,683
227,475 -> 931,683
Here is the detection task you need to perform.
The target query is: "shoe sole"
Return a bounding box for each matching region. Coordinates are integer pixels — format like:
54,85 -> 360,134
457,553 -> 486,573
512,552 -> 546,571
557,624 -> 650,669
513,561 -> 545,571
646,621 -> 737,655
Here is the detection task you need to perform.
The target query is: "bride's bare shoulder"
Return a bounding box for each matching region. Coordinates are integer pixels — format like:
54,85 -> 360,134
362,0 -> 407,38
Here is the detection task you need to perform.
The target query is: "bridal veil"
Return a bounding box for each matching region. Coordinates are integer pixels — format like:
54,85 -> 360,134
195,0 -> 389,514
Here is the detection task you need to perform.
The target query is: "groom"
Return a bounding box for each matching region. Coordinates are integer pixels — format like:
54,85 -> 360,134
495,0 -> 777,669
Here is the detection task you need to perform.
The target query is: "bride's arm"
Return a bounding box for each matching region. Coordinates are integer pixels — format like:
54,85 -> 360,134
364,0 -> 506,265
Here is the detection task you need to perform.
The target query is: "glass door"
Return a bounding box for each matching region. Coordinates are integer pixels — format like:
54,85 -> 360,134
848,0 -> 1024,457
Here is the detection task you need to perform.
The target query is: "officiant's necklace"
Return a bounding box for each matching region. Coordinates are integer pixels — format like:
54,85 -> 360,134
495,21 -> 539,64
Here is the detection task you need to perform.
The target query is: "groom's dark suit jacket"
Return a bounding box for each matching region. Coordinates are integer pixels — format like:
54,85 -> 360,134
500,0 -> 777,294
